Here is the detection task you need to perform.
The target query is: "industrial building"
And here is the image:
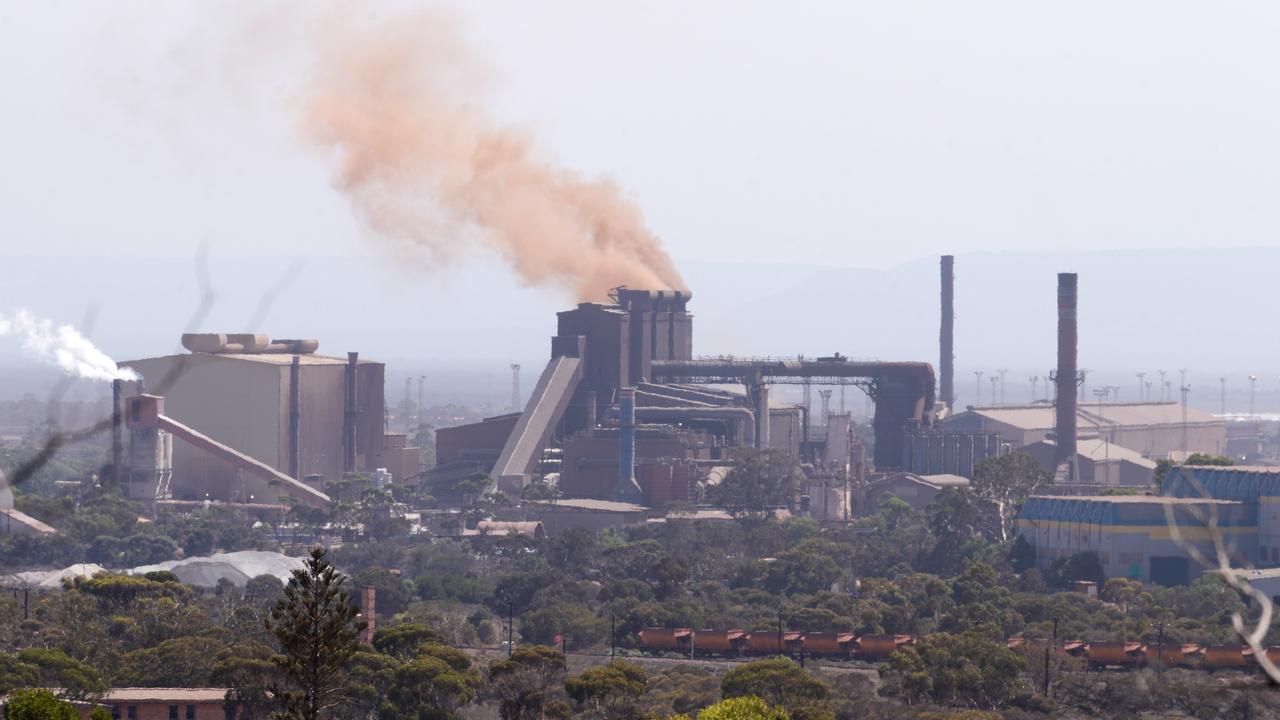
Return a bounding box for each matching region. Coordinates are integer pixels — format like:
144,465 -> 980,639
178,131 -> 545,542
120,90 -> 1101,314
865,472 -> 970,513
435,288 -> 932,508
1016,495 -> 1254,585
942,402 -> 1226,460
1021,437 -> 1157,487
118,334 -> 418,509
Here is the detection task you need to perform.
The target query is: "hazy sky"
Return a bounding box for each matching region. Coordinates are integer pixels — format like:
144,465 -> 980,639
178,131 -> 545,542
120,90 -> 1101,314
3,1 -> 1280,273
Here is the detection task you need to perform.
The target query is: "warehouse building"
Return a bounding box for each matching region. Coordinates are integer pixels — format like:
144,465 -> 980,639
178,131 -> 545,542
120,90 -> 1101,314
1021,437 -> 1157,487
944,402 -> 1225,460
1163,464 -> 1280,566
1017,495 -> 1254,585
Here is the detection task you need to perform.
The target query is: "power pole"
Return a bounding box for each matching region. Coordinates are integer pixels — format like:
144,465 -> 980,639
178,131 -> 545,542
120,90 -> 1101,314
1156,621 -> 1165,675
507,602 -> 514,657
417,375 -> 425,433
1044,617 -> 1058,696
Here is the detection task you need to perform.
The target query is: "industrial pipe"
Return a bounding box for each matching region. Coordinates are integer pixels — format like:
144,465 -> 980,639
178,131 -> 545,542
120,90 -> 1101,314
940,255 -> 955,409
616,388 -> 643,503
344,352 -> 359,474
289,355 -> 301,479
634,406 -> 756,447
111,379 -> 123,484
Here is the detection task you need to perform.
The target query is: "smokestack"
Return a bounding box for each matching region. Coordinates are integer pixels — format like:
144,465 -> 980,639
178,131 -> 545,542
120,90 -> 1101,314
616,388 -> 643,504
359,585 -> 376,644
289,355 -> 302,479
1055,273 -> 1078,470
111,379 -> 123,485
939,255 -> 955,409
344,352 -> 359,474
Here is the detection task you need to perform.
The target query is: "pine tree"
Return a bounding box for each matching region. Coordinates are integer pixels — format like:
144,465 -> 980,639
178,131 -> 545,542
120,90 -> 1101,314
266,547 -> 364,720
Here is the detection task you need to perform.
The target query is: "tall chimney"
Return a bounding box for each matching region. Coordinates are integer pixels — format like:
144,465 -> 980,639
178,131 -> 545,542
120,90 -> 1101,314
344,352 -> 359,474
359,585 -> 376,644
289,355 -> 302,479
615,388 -> 643,503
939,255 -> 955,409
111,379 -> 123,485
1055,273 -> 1078,469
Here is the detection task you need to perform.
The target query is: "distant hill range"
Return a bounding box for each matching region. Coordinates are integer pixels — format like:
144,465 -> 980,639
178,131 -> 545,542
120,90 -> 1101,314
2,247 -> 1277,409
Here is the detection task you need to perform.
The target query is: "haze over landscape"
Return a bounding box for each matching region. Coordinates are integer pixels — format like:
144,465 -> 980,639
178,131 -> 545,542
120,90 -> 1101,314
8,5 -> 1280,718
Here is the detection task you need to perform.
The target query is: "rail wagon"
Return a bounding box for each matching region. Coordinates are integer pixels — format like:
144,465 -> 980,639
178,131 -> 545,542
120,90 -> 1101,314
1086,641 -> 1146,667
691,630 -> 747,654
638,628 -> 691,652
743,630 -> 803,654
852,635 -> 914,661
799,632 -> 856,657
1202,645 -> 1251,669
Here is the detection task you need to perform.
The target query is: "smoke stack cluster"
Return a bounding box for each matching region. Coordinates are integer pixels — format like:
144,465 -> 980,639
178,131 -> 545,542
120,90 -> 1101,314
1055,273 -> 1078,468
939,255 -> 955,409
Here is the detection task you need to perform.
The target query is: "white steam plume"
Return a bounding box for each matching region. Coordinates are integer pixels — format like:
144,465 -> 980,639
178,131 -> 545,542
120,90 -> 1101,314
0,309 -> 139,382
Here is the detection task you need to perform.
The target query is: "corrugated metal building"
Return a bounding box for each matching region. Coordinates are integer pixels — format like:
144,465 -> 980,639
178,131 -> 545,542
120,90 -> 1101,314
1017,495 -> 1254,585
1021,438 -> 1157,487
1164,465 -> 1280,566
944,402 -> 1225,459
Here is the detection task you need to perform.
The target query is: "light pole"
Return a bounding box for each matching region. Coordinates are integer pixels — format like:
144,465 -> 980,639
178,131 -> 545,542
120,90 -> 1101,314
1029,376 -> 1040,403
1079,368 -> 1090,402
1158,370 -> 1168,401
990,375 -> 999,406
1137,372 -> 1146,402
1250,375 -> 1258,417
1093,388 -> 1111,484
1219,377 -> 1227,415
1180,384 -> 1192,454
974,371 -> 984,405
998,369 -> 1008,405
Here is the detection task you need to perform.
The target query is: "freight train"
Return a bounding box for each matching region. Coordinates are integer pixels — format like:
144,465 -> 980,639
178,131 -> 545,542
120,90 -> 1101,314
636,628 -> 1280,671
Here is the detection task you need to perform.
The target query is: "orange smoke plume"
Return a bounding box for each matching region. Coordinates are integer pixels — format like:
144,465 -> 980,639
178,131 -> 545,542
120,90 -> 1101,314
301,11 -> 684,302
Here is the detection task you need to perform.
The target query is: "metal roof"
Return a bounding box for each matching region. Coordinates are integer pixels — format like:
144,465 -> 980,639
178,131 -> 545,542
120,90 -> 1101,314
957,401 -> 1221,431
122,352 -> 379,368
533,498 -> 648,512
1029,438 -> 1158,468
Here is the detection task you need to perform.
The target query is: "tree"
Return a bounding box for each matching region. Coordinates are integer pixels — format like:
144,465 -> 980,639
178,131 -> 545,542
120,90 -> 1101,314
386,643 -> 482,719
2,689 -> 78,720
970,453 -> 1050,541
720,659 -> 829,712
713,449 -> 800,520
1045,551 -> 1105,589
487,646 -> 568,720
371,623 -> 444,660
691,696 -> 790,720
565,660 -> 647,720
885,632 -> 1025,709
265,547 -> 364,720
